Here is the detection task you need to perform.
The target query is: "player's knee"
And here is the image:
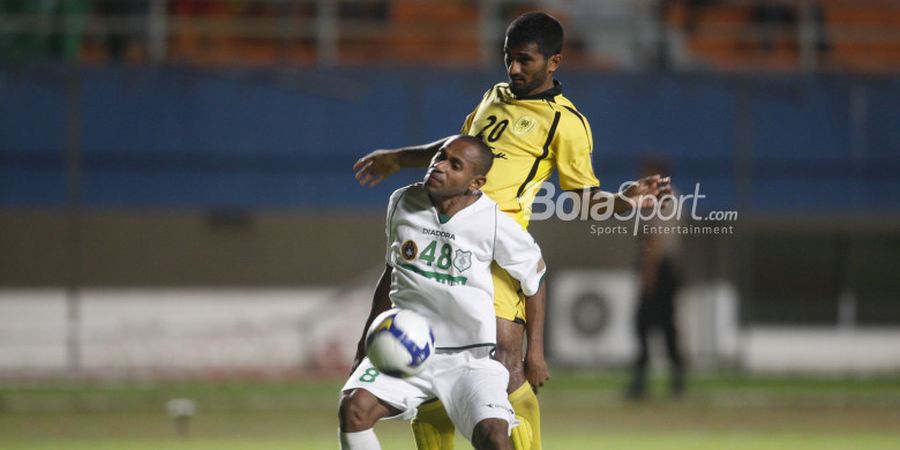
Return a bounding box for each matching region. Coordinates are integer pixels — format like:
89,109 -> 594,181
338,389 -> 378,432
471,418 -> 511,450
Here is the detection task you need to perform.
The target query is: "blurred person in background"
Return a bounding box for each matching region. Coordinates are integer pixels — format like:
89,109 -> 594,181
95,0 -> 147,62
626,157 -> 686,401
354,11 -> 671,450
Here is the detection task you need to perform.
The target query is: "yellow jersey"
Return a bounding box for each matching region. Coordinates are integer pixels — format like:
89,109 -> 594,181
461,81 -> 600,228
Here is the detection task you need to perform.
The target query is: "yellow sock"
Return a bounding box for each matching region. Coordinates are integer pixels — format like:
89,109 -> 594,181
411,399 -> 455,450
509,382 -> 541,450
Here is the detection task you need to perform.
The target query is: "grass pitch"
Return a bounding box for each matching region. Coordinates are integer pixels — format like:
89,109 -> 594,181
1,372 -> 898,450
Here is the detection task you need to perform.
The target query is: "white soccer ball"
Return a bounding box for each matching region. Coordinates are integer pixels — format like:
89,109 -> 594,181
365,308 -> 435,378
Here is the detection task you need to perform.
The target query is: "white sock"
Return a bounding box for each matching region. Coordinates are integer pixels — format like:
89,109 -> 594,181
339,428 -> 381,450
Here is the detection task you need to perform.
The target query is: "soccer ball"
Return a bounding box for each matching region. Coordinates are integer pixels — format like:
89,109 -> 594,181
365,309 -> 435,378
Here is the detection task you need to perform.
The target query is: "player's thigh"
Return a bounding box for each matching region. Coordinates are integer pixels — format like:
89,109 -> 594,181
494,317 -> 524,371
491,262 -> 526,323
342,357 -> 430,421
438,355 -> 516,442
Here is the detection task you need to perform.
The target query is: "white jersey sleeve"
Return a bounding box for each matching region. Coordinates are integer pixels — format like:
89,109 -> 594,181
492,207 -> 546,296
384,187 -> 409,266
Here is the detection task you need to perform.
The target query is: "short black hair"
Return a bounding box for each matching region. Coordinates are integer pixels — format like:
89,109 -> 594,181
455,135 -> 494,177
506,12 -> 564,57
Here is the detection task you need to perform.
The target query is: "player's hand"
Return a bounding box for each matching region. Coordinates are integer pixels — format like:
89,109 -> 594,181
353,149 -> 402,187
622,174 -> 673,208
524,355 -> 550,393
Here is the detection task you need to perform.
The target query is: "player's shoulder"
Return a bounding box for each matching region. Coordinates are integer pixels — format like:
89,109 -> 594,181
474,190 -> 498,210
487,203 -> 530,237
551,94 -> 591,143
388,183 -> 423,209
479,82 -> 511,103
490,81 -> 510,92
391,183 -> 425,201
555,94 -> 588,124
387,184 -> 432,222
455,192 -> 499,225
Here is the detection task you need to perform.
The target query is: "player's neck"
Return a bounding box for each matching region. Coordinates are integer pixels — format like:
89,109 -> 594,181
527,78 -> 556,97
430,191 -> 481,218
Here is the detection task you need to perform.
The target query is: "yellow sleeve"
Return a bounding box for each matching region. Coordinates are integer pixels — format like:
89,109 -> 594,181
461,109 -> 477,134
555,114 -> 600,191
461,87 -> 494,135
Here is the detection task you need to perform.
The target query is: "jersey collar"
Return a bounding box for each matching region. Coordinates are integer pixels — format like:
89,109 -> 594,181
429,190 -> 491,225
514,80 -> 562,102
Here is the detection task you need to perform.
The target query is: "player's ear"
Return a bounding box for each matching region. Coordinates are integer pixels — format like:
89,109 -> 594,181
469,175 -> 487,192
548,53 -> 561,73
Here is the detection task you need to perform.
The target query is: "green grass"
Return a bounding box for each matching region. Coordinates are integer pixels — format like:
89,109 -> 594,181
4,433 -> 900,450
1,372 -> 899,450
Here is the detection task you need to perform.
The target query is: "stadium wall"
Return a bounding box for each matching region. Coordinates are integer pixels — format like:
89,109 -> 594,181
1,67 -> 898,212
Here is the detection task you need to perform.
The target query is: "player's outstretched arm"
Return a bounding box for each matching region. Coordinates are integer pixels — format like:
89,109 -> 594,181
571,174 -> 673,216
616,174 -> 672,212
350,265 -> 394,373
524,267 -> 549,393
353,137 -> 453,187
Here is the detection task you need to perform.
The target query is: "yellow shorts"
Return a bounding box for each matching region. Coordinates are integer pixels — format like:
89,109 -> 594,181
491,262 -> 527,323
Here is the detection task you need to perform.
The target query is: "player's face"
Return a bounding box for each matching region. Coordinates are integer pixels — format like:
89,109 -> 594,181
504,40 -> 558,98
424,140 -> 480,198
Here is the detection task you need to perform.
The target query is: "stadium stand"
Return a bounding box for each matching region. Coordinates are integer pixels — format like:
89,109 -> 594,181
3,1 -> 897,72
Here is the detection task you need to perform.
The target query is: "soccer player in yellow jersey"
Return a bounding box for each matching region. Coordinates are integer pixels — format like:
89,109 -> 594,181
353,12 -> 671,450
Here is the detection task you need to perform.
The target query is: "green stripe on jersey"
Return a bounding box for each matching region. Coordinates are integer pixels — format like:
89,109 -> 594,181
398,263 -> 468,286
436,343 -> 496,352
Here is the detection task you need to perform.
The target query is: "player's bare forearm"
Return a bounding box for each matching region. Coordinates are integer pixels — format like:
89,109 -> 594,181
353,137 -> 451,187
613,193 -> 635,214
572,189 -> 631,216
352,265 -> 394,371
396,137 -> 450,167
573,174 -> 673,216
524,274 -> 549,391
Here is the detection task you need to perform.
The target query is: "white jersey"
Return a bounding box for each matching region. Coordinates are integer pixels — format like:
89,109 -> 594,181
384,183 -> 545,351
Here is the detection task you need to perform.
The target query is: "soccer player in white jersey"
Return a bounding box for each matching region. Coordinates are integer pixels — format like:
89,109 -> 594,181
339,135 -> 547,450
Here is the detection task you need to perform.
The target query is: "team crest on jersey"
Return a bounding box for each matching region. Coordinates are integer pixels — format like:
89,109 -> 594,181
401,240 -> 418,260
453,250 -> 472,272
512,115 -> 537,136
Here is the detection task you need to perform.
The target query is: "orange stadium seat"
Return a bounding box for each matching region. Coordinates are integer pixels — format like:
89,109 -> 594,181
821,1 -> 900,71
378,0 -> 480,66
